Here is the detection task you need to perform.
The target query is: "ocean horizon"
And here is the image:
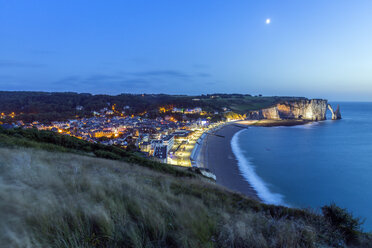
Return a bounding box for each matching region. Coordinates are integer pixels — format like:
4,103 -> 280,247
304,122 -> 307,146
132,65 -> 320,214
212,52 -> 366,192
232,102 -> 372,231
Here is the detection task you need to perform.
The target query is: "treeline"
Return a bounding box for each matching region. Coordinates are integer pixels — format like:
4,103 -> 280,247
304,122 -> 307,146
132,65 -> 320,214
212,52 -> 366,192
0,91 -> 305,123
0,92 -> 213,122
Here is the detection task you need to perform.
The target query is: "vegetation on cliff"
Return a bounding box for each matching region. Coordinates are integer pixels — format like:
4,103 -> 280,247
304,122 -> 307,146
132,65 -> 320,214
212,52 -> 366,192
0,128 -> 371,247
247,99 -> 329,121
0,91 -> 304,123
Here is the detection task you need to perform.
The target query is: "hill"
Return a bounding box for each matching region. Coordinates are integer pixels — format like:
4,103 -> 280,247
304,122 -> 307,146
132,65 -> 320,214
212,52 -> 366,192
0,128 -> 371,247
0,91 -> 305,123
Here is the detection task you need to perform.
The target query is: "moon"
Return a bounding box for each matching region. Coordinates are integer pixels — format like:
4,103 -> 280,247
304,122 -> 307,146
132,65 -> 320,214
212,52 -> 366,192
266,18 -> 271,24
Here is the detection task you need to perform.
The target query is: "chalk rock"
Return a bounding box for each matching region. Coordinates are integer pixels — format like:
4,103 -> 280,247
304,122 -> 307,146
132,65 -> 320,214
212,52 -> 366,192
328,104 -> 342,120
248,99 -> 328,121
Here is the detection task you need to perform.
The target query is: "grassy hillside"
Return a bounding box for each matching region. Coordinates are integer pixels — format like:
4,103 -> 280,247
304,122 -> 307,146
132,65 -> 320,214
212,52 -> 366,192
1,129 -> 371,247
0,127 -> 194,178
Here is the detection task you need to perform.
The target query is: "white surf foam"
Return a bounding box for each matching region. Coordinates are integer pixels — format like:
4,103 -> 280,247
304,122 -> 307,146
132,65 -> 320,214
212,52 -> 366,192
271,121 -> 321,129
231,130 -> 285,205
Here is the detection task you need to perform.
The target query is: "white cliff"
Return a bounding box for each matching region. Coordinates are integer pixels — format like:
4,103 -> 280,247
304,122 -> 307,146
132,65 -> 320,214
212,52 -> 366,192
328,104 -> 342,120
248,99 -> 329,121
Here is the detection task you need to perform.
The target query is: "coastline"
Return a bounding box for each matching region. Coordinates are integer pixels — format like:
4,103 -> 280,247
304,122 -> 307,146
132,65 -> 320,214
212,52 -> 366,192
237,119 -> 313,127
198,124 -> 260,200
195,119 -> 317,202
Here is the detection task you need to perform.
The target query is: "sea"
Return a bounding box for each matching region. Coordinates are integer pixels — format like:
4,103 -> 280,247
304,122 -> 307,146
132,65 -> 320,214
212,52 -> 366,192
231,102 -> 372,231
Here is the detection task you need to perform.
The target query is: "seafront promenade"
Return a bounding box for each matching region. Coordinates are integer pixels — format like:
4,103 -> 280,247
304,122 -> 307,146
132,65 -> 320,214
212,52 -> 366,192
190,122 -> 227,168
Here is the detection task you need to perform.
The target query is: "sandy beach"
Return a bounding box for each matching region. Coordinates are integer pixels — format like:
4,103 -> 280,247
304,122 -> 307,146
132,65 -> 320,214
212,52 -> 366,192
198,124 -> 260,200
197,119 -> 315,202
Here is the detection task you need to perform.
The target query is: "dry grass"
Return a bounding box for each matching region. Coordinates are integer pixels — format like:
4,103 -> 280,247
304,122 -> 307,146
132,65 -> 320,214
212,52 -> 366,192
0,147 -> 370,248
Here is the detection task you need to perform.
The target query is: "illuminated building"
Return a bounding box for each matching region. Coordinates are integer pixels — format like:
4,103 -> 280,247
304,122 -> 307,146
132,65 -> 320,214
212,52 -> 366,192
162,135 -> 174,153
153,145 -> 167,163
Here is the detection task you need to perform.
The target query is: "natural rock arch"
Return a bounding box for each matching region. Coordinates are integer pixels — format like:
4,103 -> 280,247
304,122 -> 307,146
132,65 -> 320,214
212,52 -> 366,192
327,104 -> 342,120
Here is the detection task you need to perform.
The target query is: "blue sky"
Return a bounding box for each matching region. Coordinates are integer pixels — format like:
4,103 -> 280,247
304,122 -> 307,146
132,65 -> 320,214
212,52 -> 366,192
0,0 -> 371,100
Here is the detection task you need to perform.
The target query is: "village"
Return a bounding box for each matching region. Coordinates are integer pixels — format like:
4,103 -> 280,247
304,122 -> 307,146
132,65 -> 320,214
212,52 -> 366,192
1,105 -> 228,167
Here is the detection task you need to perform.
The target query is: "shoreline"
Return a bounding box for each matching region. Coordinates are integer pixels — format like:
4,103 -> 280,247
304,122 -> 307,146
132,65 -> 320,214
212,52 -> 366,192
195,119 -> 317,201
236,119 -> 313,127
197,124 -> 260,200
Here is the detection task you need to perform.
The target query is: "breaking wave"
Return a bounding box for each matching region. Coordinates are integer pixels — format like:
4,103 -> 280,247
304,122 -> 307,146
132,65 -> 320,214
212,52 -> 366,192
231,130 -> 285,205
272,121 -> 322,129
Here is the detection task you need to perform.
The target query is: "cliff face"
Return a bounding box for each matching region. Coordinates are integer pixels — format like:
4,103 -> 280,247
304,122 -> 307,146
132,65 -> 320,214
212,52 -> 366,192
248,99 -> 328,121
328,104 -> 342,120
